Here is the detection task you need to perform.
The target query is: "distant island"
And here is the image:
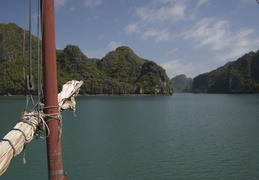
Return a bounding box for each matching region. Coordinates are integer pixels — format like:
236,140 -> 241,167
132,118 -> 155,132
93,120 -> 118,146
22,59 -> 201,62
170,74 -> 193,93
171,50 -> 259,93
193,51 -> 259,93
2,22 -> 259,95
0,23 -> 173,95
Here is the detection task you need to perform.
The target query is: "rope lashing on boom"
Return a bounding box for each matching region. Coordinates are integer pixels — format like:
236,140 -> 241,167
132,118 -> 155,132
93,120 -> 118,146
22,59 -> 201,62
0,109 -> 42,176
0,80 -> 83,176
0,139 -> 16,157
0,106 -> 50,176
0,0 -> 85,177
10,128 -> 28,141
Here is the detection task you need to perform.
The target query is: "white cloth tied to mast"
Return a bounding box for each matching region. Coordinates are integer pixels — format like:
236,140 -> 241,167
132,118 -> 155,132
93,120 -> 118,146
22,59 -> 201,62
58,80 -> 84,112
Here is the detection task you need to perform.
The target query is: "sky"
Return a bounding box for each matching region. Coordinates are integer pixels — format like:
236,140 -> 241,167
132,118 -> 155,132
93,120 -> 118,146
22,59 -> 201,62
1,0 -> 259,78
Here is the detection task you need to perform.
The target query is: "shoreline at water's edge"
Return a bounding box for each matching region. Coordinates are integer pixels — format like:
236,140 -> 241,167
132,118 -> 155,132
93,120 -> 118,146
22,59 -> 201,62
79,93 -> 173,96
0,93 -> 173,97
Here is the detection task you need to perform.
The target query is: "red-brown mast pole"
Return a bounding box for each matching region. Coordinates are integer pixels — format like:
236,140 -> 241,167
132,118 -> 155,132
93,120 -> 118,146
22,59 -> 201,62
41,0 -> 67,179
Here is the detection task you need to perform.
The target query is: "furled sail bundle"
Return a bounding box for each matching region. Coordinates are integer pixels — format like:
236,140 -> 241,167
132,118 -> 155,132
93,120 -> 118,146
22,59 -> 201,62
0,80 -> 83,176
0,110 -> 42,176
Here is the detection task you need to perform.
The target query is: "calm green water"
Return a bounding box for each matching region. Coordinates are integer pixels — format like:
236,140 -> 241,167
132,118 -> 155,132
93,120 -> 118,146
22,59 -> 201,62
1,94 -> 259,180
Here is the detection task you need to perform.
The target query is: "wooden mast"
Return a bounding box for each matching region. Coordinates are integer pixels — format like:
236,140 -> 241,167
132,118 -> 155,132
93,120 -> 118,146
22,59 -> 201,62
41,0 -> 68,179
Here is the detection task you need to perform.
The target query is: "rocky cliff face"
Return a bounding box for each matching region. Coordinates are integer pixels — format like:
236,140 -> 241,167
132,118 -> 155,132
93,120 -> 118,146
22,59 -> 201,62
137,61 -> 173,94
0,23 -> 173,95
0,23 -> 36,95
193,51 -> 259,93
57,45 -> 173,95
171,74 -> 193,93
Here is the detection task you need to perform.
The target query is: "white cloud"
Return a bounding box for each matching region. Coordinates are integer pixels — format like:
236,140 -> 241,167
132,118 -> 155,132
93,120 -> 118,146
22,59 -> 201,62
161,59 -> 197,78
124,23 -> 170,43
182,18 -> 230,50
124,23 -> 141,35
215,47 -> 249,63
182,17 -> 259,62
166,48 -> 178,56
154,30 -> 170,43
214,34 -> 259,62
69,7 -> 76,12
195,0 -> 209,9
136,3 -> 187,23
134,0 -> 209,24
124,0 -> 208,43
108,41 -> 122,51
240,0 -> 254,3
84,41 -> 122,59
84,0 -> 103,7
55,0 -> 67,7
84,49 -> 105,59
141,28 -> 170,43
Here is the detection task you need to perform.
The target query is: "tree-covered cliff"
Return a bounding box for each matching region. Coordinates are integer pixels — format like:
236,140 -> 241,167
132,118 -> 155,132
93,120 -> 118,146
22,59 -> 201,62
57,45 -> 173,95
193,51 -> 259,93
171,74 -> 193,93
0,23 -> 39,95
0,23 -> 173,95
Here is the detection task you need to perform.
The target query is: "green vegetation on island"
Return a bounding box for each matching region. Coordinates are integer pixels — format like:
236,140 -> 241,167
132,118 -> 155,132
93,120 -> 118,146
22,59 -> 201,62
0,23 -> 173,95
170,74 -> 193,93
171,51 -> 259,94
193,51 -> 259,93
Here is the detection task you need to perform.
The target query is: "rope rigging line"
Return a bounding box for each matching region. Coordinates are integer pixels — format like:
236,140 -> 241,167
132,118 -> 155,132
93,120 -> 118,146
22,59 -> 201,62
37,0 -> 42,114
0,79 -> 84,176
0,0 -> 44,176
23,0 -> 43,118
27,0 -> 34,91
0,0 -> 84,176
23,0 -> 26,57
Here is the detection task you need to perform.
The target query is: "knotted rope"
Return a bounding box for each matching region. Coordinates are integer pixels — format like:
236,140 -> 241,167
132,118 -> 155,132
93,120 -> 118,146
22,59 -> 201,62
0,109 -> 43,176
0,80 -> 83,176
